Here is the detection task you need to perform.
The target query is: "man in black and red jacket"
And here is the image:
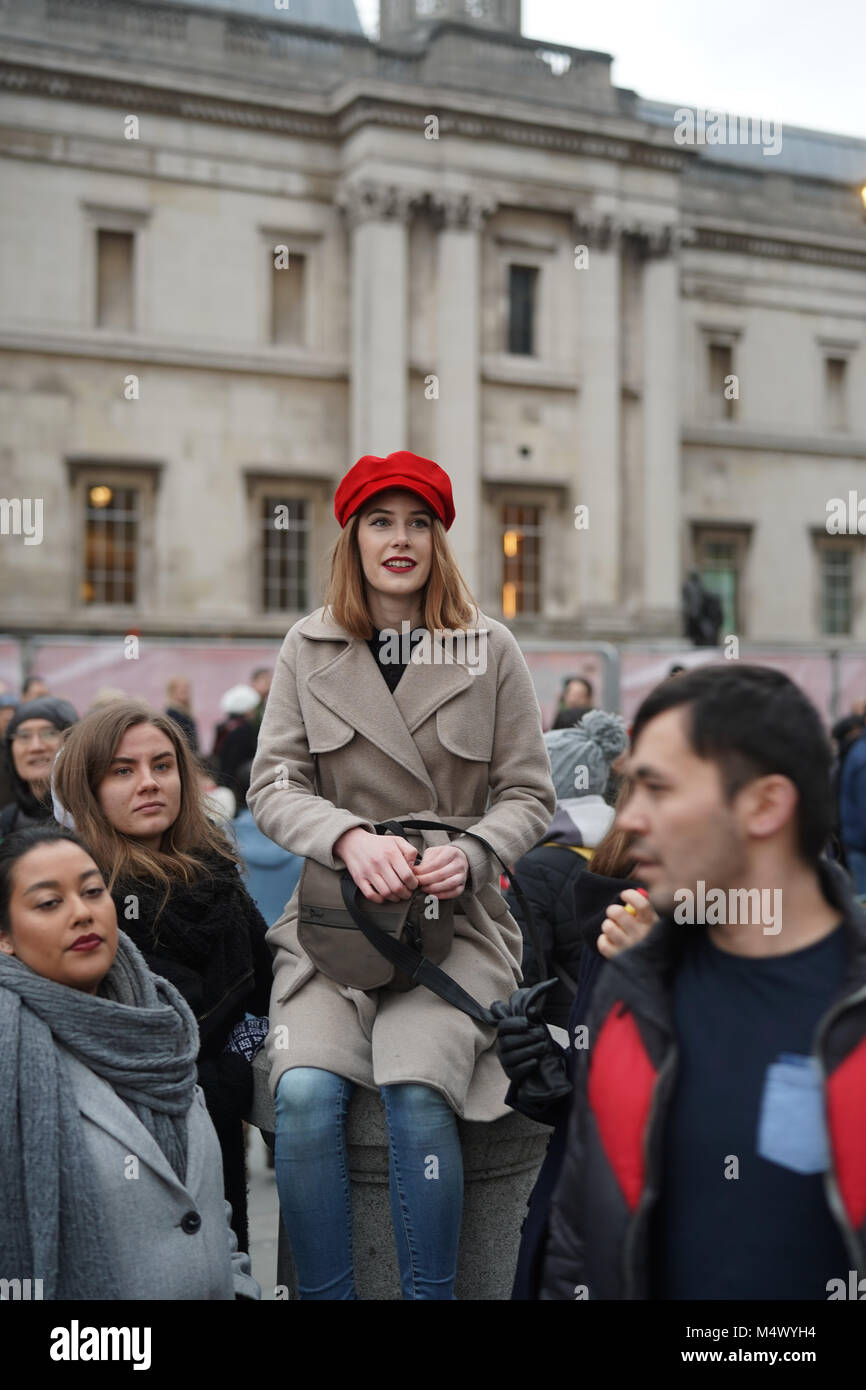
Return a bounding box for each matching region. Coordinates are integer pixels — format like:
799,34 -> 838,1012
541,664 -> 866,1300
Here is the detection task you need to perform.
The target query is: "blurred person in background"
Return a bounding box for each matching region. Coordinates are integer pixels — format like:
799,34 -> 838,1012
838,713 -> 866,895
53,701 -> 273,1254
231,760 -> 302,927
0,824 -> 259,1301
87,687 -> 127,713
250,666 -> 273,735
0,695 -> 18,812
20,674 -> 49,701
197,756 -> 236,824
213,685 -> 260,795
0,697 -> 78,837
830,713 -> 864,871
504,710 -> 629,1029
165,675 -> 200,754
552,675 -> 594,730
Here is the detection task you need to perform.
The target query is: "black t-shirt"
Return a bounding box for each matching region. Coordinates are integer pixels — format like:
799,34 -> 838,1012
366,626 -> 427,693
655,924 -> 850,1299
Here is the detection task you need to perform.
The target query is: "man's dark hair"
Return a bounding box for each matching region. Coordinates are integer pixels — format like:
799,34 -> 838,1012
630,663 -> 833,862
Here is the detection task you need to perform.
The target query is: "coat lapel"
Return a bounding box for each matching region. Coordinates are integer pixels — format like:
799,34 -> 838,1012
391,630 -> 477,733
61,1048 -> 191,1195
301,610 -> 480,800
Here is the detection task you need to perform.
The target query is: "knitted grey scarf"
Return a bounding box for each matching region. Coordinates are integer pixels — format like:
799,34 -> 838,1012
0,930 -> 199,1300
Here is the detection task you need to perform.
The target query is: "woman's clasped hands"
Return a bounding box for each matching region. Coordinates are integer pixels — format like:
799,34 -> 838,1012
333,826 -> 469,904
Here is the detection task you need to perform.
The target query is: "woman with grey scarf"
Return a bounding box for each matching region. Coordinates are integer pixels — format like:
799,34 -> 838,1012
0,824 -> 259,1300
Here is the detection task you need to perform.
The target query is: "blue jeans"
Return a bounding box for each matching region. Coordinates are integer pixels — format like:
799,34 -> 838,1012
274,1067 -> 464,1300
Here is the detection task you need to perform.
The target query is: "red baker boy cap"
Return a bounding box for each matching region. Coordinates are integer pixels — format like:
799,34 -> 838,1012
334,450 -> 455,530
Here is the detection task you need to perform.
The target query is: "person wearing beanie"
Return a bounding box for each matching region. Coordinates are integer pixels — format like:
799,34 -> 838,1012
0,696 -> 78,839
248,448 -> 555,1301
502,710 -> 629,1029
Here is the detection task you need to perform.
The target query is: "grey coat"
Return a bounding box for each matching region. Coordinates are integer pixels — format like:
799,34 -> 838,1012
248,605 -> 556,1122
61,1049 -> 260,1300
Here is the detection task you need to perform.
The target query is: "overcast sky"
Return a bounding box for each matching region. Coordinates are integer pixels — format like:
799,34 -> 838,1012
357,0 -> 866,141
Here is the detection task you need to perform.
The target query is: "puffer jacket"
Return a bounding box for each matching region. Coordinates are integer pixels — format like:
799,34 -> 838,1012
540,858 -> 866,1299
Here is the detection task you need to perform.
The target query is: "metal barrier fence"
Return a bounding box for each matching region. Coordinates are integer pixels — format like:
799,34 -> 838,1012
1,634 -> 863,743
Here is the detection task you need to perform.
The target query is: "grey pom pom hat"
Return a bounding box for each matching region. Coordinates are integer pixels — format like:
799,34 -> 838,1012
543,709 -> 628,801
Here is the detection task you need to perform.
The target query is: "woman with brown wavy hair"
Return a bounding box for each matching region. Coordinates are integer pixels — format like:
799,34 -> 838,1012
52,701 -> 273,1254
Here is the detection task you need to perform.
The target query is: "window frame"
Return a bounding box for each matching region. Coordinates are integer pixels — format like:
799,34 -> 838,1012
506,262 -> 540,357
245,473 -> 333,619
66,459 -> 161,616
812,531 -> 864,638
258,228 -> 323,351
690,522 -> 752,636
81,203 -> 151,335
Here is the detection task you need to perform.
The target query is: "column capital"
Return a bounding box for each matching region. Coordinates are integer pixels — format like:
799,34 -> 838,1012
573,211 -> 696,257
335,180 -> 423,228
572,210 -> 622,251
432,190 -> 497,232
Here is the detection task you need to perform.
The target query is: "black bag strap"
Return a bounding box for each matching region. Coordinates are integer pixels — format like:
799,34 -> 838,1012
376,818 -> 548,984
336,817 -> 549,1027
340,876 -> 496,1026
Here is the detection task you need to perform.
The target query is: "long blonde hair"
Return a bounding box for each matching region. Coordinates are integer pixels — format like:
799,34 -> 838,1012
53,700 -> 238,900
324,507 -> 479,639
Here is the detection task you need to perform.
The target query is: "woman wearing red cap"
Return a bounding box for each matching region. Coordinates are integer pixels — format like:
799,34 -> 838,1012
248,451 -> 555,1299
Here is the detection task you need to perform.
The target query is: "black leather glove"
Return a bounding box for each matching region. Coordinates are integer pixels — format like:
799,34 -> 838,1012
490,980 -> 573,1114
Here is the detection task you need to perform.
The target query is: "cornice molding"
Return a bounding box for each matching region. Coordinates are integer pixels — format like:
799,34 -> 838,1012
0,328 -> 351,379
0,60 -> 687,171
690,226 -> 866,273
682,424 -> 866,458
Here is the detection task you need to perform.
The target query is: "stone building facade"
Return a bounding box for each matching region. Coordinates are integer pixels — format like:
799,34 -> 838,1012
1,0 -> 865,645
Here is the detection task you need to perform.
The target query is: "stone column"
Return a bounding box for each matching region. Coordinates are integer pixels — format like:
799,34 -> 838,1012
337,181 -> 419,460
640,227 -> 682,625
572,212 -> 622,618
431,192 -> 495,598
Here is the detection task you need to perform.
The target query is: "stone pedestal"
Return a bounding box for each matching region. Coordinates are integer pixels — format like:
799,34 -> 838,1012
248,1051 -> 551,1301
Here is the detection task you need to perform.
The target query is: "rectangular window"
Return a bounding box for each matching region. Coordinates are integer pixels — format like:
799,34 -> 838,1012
707,343 -> 735,421
261,496 -> 309,612
271,251 -> 307,345
507,264 -> 538,356
81,483 -> 139,605
96,230 -> 134,330
698,540 -> 738,635
693,526 -> 751,636
820,546 -> 852,635
825,356 -> 848,432
501,503 -> 541,616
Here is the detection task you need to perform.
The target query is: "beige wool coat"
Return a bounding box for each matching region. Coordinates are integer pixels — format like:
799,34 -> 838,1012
247,605 -> 555,1122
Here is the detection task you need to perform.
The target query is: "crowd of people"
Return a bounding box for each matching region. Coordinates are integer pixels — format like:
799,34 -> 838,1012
2,448 -> 866,1302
